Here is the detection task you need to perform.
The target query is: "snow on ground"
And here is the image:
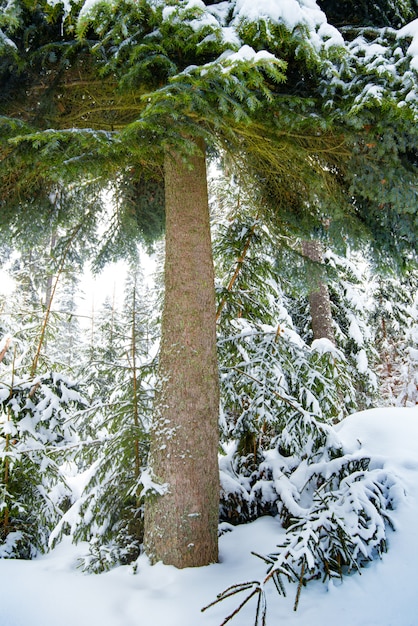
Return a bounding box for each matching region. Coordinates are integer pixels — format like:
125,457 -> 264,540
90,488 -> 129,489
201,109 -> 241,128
1,406 -> 417,626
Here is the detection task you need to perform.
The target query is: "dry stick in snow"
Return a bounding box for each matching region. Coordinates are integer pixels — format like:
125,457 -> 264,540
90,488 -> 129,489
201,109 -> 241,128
294,559 -> 305,612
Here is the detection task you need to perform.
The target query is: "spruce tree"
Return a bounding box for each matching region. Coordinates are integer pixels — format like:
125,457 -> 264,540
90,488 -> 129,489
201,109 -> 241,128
0,0 -> 322,567
0,361 -> 86,557
1,0 -> 417,570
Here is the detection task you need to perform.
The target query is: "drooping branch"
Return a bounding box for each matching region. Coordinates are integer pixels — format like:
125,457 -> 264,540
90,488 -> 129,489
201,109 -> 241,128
216,219 -> 258,322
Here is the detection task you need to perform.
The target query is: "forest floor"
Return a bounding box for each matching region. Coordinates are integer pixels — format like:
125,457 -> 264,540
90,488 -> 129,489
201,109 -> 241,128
1,405 -> 417,626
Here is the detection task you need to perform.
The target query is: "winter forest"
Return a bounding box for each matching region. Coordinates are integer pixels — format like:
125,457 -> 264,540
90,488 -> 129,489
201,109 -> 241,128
0,0 -> 418,625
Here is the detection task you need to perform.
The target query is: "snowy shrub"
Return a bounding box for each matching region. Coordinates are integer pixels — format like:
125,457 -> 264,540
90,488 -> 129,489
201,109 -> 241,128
77,529 -> 144,574
215,314 -> 402,623
210,434 -> 402,624
0,369 -> 85,558
218,317 -> 354,478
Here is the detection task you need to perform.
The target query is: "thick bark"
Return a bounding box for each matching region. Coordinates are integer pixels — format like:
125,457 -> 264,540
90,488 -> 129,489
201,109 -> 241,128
302,240 -> 335,344
143,139 -> 220,568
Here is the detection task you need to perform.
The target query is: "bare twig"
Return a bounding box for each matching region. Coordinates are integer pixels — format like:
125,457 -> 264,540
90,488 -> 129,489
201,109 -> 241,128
202,584 -> 261,625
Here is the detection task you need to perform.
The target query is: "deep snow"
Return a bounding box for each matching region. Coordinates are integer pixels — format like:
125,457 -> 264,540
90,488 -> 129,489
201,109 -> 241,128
0,406 -> 417,626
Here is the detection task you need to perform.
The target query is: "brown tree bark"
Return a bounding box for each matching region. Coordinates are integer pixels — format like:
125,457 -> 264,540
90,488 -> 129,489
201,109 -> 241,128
143,139 -> 220,568
302,240 -> 335,344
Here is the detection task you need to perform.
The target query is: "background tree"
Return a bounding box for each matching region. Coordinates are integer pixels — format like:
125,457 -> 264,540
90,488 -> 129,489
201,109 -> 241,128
370,265 -> 418,403
50,266 -> 156,571
301,240 -> 335,343
396,289 -> 418,406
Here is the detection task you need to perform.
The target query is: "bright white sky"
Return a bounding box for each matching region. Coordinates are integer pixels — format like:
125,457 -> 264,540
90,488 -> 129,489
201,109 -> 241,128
0,406 -> 417,626
76,251 -> 158,323
0,268 -> 15,297
76,260 -> 130,321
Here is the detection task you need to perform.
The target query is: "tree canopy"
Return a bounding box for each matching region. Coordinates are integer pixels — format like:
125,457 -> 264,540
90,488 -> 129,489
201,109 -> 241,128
1,0 -> 417,263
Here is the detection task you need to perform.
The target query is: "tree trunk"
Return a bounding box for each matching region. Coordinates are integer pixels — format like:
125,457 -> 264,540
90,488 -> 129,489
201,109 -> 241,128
302,240 -> 335,344
144,139 -> 220,568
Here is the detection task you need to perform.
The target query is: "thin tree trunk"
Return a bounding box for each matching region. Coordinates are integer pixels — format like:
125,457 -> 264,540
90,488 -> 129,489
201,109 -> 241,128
30,223 -> 82,377
130,285 -> 141,481
302,240 -> 335,344
144,139 -> 220,568
3,344 -> 17,539
44,232 -> 57,309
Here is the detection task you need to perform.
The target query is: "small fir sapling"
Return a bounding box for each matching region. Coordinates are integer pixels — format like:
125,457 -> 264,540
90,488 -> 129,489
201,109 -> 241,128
210,404 -> 402,622
51,272 -> 156,572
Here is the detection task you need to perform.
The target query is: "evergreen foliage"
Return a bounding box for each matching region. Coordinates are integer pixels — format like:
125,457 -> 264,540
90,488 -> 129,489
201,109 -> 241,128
318,0 -> 416,28
51,268 -> 157,572
1,0 -> 416,276
115,170 -> 165,252
0,362 -> 86,557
